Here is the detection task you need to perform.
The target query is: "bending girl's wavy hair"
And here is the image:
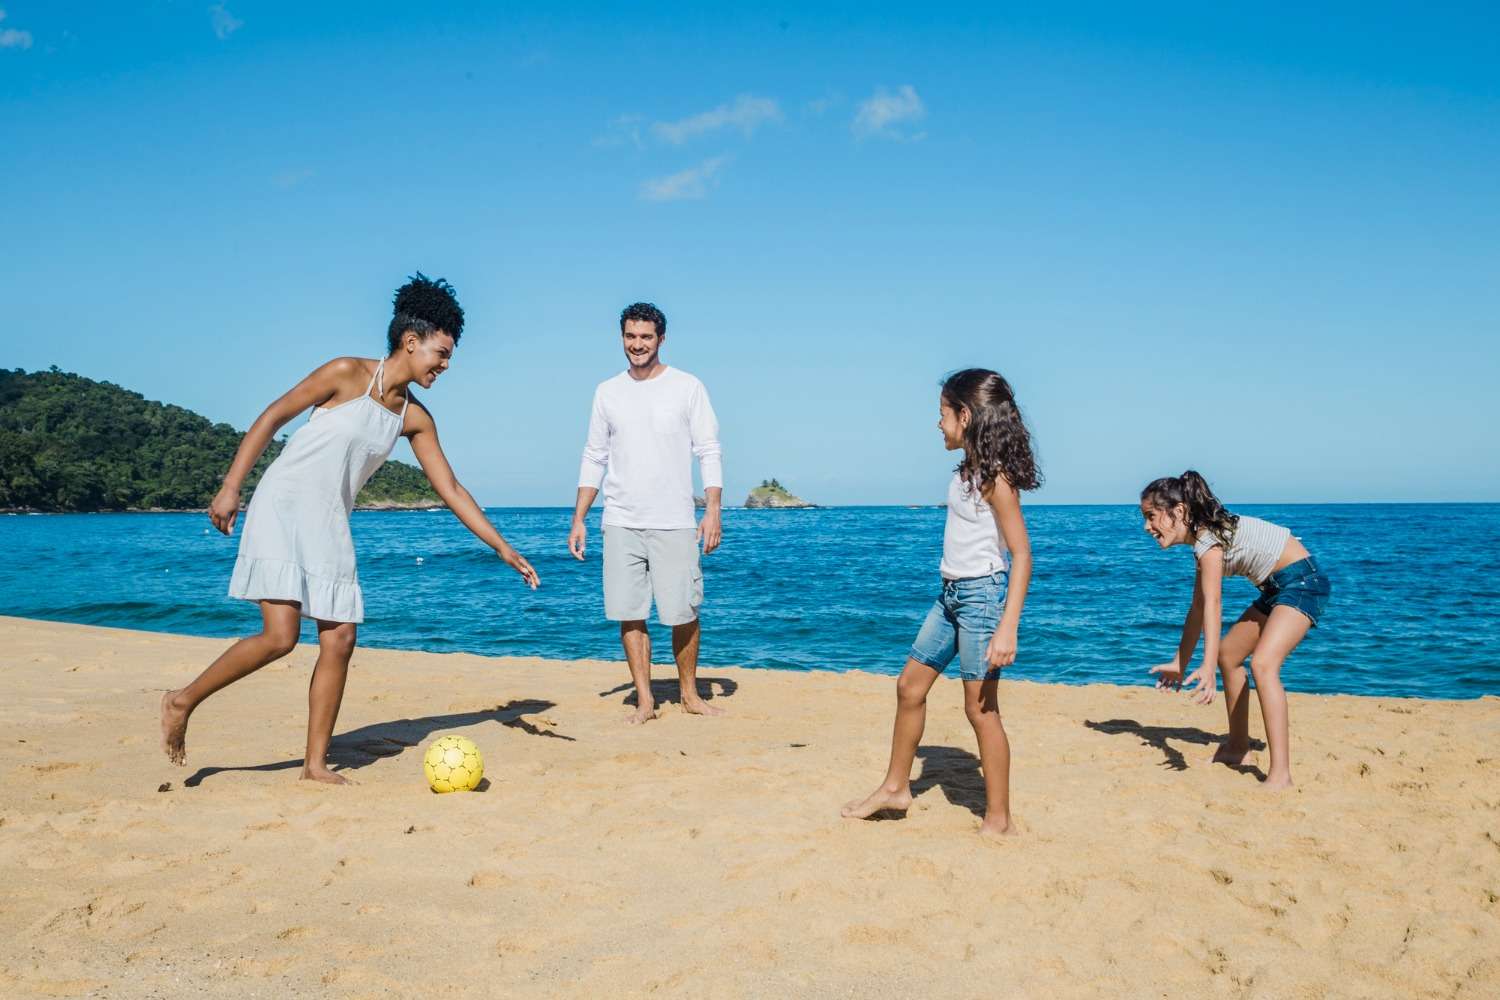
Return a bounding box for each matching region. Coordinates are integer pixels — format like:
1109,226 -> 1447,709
941,368 -> 1042,497
1140,470 -> 1239,544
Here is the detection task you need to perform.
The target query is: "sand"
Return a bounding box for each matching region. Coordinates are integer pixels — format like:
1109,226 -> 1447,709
1,615 -> 1497,999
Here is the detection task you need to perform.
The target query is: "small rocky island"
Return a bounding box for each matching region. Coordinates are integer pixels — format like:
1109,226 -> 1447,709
744,478 -> 816,509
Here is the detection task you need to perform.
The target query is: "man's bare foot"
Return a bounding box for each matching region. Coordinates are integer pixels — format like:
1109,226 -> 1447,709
300,766 -> 354,785
1212,742 -> 1254,766
979,818 -> 1018,840
626,702 -> 658,725
1261,774 -> 1294,791
160,690 -> 190,766
682,697 -> 725,717
840,785 -> 912,819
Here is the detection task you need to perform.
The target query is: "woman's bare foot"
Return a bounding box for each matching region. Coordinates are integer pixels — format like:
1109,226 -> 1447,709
160,690 -> 190,766
1261,773 -> 1294,791
682,697 -> 725,717
979,817 -> 1017,840
1211,742 -> 1254,766
626,702 -> 658,725
841,785 -> 912,819
301,765 -> 354,785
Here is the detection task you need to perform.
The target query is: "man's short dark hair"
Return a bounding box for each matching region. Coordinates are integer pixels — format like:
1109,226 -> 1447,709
620,302 -> 666,337
389,272 -> 464,352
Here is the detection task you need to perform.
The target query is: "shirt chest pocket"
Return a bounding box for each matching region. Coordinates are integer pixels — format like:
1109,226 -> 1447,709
649,400 -> 688,437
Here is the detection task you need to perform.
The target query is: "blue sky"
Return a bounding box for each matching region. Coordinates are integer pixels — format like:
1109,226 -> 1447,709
3,2 -> 1497,504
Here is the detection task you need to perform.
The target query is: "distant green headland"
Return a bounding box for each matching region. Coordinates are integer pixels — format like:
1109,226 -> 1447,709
744,478 -> 815,509
0,368 -> 441,512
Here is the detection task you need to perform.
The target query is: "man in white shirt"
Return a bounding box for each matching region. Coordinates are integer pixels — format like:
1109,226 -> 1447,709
569,302 -> 725,724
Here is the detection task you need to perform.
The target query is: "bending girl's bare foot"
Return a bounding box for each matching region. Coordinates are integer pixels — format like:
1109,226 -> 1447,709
301,766 -> 354,785
841,785 -> 912,819
1261,774 -> 1294,791
682,697 -> 725,717
979,818 -> 1018,840
626,703 -> 658,725
1211,742 -> 1254,766
160,690 -> 190,766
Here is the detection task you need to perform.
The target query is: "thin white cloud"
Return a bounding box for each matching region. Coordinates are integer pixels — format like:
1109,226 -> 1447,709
594,114 -> 645,150
272,168 -> 315,190
652,95 -> 781,145
0,8 -> 33,50
209,3 -> 242,41
640,156 -> 730,202
853,85 -> 926,140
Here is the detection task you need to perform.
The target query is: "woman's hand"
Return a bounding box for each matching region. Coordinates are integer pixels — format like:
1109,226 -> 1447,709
1148,660 -> 1184,689
1182,664 -> 1216,705
208,485 -> 241,536
986,625 -> 1018,668
497,544 -> 540,590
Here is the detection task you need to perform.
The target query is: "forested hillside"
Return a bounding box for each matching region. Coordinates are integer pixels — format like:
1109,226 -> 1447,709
0,368 -> 439,511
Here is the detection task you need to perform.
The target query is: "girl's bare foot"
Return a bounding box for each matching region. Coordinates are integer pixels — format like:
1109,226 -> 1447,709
1261,774 -> 1294,791
1211,742 -> 1254,766
626,703 -> 658,725
300,766 -> 354,785
682,697 -> 725,717
979,817 -> 1017,840
841,785 -> 912,819
160,690 -> 190,766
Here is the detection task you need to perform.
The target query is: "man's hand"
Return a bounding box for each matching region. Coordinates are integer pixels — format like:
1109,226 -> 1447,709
698,509 -> 722,554
208,485 -> 240,536
568,520 -> 587,561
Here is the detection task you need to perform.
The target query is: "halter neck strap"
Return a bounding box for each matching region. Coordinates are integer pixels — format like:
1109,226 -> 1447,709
365,358 -> 385,399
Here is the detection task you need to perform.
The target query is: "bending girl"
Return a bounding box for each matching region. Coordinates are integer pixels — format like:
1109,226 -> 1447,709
160,274 -> 538,782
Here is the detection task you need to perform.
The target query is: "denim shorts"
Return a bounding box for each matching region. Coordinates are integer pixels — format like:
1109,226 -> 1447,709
909,571 -> 1008,681
1251,556 -> 1331,627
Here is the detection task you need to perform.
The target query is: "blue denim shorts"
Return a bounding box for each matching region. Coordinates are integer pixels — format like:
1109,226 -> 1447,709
1251,556 -> 1331,627
909,571 -> 1008,681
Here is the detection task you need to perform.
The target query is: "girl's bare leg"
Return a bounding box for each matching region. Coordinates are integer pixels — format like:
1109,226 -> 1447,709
842,659 -> 939,819
1248,606 -> 1313,790
964,677 -> 1014,837
1214,607 -> 1266,765
160,600 -> 301,765
302,619 -> 356,785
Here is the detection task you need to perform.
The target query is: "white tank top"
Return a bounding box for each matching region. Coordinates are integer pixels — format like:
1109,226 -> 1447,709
939,473 -> 1008,580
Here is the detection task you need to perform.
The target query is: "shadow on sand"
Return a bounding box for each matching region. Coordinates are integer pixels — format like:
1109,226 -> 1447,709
1084,718 -> 1266,778
597,677 -> 738,708
184,698 -> 571,787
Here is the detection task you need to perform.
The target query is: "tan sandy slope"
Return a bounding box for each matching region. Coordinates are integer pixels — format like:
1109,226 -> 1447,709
1,617 -> 1497,998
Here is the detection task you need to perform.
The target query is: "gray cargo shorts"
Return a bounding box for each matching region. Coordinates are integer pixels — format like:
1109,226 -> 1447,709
602,525 -> 703,626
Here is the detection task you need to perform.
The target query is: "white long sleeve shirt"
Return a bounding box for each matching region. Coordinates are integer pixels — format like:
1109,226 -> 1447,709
578,367 -> 723,529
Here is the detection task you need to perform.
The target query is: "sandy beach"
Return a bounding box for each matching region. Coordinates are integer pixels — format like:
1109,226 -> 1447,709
1,615 -> 1496,998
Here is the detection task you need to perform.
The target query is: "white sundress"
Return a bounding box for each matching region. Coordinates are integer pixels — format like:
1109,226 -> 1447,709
228,359 -> 409,623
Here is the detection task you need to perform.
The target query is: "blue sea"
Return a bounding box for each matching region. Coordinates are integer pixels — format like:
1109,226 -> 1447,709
1,505 -> 1495,700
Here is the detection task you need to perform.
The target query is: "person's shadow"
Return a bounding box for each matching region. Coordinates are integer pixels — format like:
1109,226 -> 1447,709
183,698 -> 572,787
909,745 -> 988,818
1084,718 -> 1265,778
597,677 -> 738,708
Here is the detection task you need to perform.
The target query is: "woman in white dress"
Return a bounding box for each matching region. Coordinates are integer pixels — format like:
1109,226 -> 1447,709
160,274 -> 538,783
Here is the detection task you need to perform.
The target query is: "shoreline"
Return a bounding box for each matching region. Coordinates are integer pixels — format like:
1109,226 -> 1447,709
2,616 -> 1496,996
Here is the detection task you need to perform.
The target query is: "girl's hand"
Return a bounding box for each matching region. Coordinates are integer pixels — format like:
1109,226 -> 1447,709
208,486 -> 240,536
1183,664 -> 1216,705
986,626 -> 1017,668
497,545 -> 540,590
1149,661 -> 1184,689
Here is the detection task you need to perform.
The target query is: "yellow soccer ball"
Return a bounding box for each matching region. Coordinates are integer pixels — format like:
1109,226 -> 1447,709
422,734 -> 484,793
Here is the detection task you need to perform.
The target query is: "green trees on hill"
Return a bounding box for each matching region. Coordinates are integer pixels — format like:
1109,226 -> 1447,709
0,368 -> 439,511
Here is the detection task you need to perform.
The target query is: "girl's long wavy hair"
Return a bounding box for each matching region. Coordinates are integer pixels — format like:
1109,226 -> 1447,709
1140,470 -> 1239,545
942,368 -> 1042,496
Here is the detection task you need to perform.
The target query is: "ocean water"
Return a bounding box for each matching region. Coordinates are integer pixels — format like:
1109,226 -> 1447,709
1,505 -> 1495,700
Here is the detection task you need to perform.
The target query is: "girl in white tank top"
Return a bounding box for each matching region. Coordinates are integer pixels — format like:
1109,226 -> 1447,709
159,274 -> 539,785
842,369 -> 1041,839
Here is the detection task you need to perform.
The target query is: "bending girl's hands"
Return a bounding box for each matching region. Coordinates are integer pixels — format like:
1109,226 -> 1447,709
1149,661 -> 1184,689
208,486 -> 240,536
1183,665 -> 1216,705
986,626 -> 1017,668
497,545 -> 540,589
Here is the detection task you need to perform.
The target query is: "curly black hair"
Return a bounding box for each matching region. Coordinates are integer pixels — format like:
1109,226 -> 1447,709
388,272 -> 464,352
620,302 -> 666,337
942,368 -> 1042,497
1140,471 -> 1239,546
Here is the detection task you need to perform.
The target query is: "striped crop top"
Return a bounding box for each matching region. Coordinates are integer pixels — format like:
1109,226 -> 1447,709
1192,515 -> 1292,586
